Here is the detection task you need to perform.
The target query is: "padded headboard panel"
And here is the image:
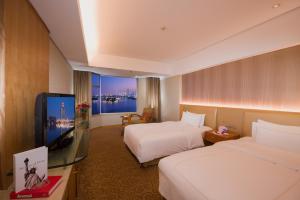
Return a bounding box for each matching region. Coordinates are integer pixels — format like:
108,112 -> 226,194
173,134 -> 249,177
180,104 -> 300,137
179,104 -> 217,129
217,107 -> 244,133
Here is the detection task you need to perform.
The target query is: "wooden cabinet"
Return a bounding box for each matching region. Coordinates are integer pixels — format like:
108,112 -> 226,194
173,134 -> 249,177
63,164 -> 79,200
204,130 -> 240,145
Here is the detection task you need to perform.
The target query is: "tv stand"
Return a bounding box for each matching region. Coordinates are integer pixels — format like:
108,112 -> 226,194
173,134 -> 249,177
50,136 -> 74,151
47,126 -> 89,169
59,136 -> 74,148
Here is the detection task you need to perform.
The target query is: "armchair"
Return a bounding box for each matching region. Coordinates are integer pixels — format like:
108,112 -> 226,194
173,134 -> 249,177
121,108 -> 154,134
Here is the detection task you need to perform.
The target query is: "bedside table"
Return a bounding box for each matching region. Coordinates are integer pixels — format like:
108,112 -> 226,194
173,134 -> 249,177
204,130 -> 240,145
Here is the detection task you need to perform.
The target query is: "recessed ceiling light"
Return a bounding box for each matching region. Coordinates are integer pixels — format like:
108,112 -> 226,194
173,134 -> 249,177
160,26 -> 167,31
272,3 -> 280,8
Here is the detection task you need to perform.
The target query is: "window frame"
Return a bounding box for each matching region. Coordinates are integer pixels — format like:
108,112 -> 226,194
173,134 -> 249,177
91,73 -> 101,115
91,73 -> 137,115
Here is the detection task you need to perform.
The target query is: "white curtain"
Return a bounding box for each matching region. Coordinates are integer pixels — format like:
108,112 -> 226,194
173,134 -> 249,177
146,77 -> 161,122
73,70 -> 90,106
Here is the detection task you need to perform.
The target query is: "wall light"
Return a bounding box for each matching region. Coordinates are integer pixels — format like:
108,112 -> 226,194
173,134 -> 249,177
180,101 -> 300,113
272,3 -> 280,8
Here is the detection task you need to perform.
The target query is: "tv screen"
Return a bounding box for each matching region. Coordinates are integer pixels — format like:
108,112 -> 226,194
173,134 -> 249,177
46,96 -> 75,146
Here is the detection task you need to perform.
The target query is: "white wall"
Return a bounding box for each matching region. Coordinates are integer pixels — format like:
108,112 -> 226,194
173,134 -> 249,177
49,39 -> 73,94
160,75 -> 181,121
90,113 -> 125,128
137,78 -> 147,115
89,77 -> 147,129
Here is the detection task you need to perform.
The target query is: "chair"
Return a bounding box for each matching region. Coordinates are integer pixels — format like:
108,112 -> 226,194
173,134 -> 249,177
121,108 -> 154,134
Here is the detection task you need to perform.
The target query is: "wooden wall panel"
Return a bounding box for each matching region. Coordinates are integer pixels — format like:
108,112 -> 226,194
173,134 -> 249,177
2,0 -> 49,188
0,0 -> 4,189
182,45 -> 300,112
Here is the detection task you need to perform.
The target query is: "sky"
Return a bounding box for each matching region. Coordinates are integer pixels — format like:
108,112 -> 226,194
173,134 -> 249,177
47,97 -> 75,119
92,74 -> 137,95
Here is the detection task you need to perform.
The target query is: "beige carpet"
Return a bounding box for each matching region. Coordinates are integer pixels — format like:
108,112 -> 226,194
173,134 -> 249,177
78,125 -> 161,200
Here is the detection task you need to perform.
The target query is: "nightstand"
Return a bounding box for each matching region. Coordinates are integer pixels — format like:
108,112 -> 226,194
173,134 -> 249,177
204,130 -> 240,145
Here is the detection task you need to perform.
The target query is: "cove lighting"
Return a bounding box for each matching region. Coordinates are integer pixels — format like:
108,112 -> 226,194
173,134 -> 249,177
78,0 -> 100,63
180,102 -> 300,113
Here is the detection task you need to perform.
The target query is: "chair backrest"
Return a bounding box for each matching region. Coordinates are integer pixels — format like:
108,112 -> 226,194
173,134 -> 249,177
142,108 -> 154,122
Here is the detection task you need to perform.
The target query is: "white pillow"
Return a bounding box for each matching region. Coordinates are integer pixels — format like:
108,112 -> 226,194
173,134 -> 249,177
251,122 -> 258,138
257,119 -> 300,133
255,125 -> 300,154
181,111 -> 189,122
188,111 -> 205,127
181,111 -> 205,127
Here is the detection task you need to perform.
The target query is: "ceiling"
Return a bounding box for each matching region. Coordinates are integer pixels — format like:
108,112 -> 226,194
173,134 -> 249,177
29,0 -> 87,63
30,0 -> 300,75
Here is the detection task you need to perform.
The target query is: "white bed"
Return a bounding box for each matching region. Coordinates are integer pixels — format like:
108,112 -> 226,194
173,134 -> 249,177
124,121 -> 212,163
159,137 -> 300,200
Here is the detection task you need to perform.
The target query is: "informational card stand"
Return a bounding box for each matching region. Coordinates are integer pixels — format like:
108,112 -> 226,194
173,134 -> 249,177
13,147 -> 48,193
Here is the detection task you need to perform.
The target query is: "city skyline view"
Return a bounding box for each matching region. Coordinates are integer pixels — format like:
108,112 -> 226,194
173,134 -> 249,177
92,74 -> 137,114
47,97 -> 75,121
92,74 -> 137,97
47,97 -> 75,145
101,76 -> 136,96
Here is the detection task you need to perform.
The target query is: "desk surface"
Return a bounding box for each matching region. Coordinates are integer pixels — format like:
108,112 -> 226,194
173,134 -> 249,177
0,123 -> 89,200
0,166 -> 72,200
49,127 -> 89,168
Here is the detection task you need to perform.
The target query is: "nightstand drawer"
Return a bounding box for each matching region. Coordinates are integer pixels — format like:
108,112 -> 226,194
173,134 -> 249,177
205,132 -> 219,141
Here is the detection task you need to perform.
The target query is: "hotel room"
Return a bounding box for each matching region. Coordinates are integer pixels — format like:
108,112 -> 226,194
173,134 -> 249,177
0,0 -> 300,199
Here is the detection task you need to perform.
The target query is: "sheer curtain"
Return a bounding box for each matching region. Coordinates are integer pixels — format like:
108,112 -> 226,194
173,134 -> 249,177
73,70 -> 90,106
146,77 -> 161,122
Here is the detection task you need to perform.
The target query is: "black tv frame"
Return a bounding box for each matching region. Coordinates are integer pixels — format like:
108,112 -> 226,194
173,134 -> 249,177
35,93 -> 75,148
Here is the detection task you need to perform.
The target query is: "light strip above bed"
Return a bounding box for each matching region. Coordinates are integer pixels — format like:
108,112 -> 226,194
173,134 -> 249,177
180,102 -> 300,113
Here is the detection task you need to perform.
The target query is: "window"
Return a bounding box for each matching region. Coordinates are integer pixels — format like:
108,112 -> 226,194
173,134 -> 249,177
92,73 -> 137,114
92,73 -> 101,114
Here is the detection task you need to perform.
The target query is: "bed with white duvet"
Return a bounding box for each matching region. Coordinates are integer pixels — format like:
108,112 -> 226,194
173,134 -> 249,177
158,120 -> 300,200
124,121 -> 211,163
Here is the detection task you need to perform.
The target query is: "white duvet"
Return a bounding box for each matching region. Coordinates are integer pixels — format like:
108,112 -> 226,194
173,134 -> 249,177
123,121 -> 211,163
159,137 -> 300,200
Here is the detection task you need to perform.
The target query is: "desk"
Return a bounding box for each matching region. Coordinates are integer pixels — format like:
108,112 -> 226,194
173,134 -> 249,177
48,127 -> 89,168
0,166 -> 73,200
1,126 -> 89,200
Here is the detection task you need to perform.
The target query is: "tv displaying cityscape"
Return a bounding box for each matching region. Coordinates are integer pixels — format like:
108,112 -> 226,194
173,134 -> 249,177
47,96 -> 75,145
92,74 -> 137,114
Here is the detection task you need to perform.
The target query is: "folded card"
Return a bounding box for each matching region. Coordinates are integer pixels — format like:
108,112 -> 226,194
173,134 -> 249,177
13,146 -> 48,193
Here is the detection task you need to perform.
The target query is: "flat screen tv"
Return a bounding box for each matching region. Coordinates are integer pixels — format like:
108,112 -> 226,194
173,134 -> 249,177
35,93 -> 75,148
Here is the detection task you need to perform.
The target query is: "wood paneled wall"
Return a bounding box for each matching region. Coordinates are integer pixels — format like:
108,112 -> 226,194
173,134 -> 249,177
182,45 -> 300,111
0,0 -> 5,189
1,0 -> 49,188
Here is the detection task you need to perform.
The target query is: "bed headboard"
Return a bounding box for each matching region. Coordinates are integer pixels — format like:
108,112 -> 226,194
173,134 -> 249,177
179,104 -> 300,136
179,104 -> 217,129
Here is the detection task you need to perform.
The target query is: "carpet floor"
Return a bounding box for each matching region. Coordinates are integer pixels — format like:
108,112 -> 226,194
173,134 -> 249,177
78,125 -> 161,200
